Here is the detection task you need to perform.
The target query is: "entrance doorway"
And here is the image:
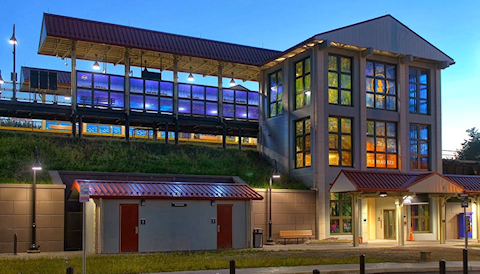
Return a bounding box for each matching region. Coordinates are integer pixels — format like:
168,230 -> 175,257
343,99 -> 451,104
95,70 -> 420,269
217,204 -> 233,249
383,209 -> 396,240
120,204 -> 139,252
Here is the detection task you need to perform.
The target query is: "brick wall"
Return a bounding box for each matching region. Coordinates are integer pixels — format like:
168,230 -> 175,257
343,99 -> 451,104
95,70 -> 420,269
0,184 -> 65,253
252,188 -> 316,243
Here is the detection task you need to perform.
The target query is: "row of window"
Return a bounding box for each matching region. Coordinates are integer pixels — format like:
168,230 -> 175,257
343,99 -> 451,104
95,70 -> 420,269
330,193 -> 430,234
294,116 -> 430,170
269,56 -> 430,117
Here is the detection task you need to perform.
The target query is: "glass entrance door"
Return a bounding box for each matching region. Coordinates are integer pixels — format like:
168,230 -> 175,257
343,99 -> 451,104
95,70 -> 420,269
383,209 -> 396,240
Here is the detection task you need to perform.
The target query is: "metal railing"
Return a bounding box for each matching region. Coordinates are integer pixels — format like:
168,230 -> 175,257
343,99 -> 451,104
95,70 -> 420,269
0,81 -> 72,105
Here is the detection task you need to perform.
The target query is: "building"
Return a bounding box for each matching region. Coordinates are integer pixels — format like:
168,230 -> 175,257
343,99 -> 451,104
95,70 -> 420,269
4,13 -> 480,252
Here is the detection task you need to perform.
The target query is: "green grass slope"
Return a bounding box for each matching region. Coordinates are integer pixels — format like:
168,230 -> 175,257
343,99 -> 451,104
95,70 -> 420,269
0,131 -> 306,189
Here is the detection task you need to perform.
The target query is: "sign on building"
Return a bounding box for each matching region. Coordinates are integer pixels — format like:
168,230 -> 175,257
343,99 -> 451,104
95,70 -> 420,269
79,183 -> 90,203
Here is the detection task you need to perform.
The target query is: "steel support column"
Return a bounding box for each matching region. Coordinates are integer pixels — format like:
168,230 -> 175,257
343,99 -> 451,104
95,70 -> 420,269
124,49 -> 131,142
352,193 -> 360,247
173,56 -> 179,145
165,122 -> 169,144
238,127 -> 242,151
78,115 -> 83,138
70,41 -> 77,138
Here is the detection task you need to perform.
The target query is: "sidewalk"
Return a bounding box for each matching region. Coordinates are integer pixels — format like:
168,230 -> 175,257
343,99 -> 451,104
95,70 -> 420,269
155,261 -> 480,274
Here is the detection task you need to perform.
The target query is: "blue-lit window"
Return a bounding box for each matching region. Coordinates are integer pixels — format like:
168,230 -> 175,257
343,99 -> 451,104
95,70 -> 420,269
77,89 -> 92,106
110,93 -> 124,108
269,70 -> 283,117
87,124 -> 98,133
110,76 -> 124,91
366,61 -> 396,111
410,124 -> 429,170
94,74 -> 108,90
77,72 -> 92,88
160,82 -> 173,96
160,97 -> 173,112
130,78 -> 144,93
99,125 -> 110,134
112,126 -> 122,135
409,68 -> 429,114
93,90 -> 109,107
145,80 -> 158,95
178,84 -> 191,98
130,95 -> 144,110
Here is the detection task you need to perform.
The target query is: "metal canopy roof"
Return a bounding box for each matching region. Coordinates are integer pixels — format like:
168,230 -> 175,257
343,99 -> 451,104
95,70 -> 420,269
70,179 -> 263,200
444,175 -> 480,193
38,13 -> 280,82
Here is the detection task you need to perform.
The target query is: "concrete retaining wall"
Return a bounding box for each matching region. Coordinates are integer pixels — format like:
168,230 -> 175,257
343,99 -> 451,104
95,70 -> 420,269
252,188 -> 316,243
0,184 -> 65,253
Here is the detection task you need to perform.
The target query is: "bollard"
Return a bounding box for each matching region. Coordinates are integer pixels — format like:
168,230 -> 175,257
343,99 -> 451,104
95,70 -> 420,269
13,234 -> 17,255
463,248 -> 468,274
66,266 -> 75,274
230,259 -> 235,274
360,254 -> 365,274
313,270 -> 320,274
439,260 -> 446,274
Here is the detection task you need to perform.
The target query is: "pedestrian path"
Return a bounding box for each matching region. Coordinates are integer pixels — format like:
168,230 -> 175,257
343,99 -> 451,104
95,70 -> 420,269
154,261 -> 480,274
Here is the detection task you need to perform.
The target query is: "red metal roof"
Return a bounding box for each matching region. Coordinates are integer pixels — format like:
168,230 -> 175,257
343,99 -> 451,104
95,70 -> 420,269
339,170 -> 422,192
41,13 -> 280,66
444,175 -> 480,193
72,180 -> 263,200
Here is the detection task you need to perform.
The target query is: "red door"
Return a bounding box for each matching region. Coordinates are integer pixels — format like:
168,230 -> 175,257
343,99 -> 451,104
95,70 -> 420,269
217,204 -> 233,249
120,204 -> 139,252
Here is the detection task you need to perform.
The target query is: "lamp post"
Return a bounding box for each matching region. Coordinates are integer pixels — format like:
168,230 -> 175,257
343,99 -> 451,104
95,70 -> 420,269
9,24 -> 18,101
28,146 -> 42,253
266,160 -> 281,245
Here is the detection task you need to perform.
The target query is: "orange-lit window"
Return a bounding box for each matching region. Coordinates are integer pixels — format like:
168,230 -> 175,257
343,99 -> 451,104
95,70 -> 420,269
366,120 -> 397,169
328,116 -> 353,167
295,117 -> 311,168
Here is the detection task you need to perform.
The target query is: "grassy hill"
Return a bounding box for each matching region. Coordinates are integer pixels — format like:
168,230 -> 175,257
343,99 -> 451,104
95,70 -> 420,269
0,130 -> 306,189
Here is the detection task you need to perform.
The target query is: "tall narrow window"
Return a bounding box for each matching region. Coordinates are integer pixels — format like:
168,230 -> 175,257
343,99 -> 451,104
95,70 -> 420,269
328,55 -> 352,106
269,70 -> 283,117
330,193 -> 352,234
411,205 -> 430,232
295,117 -> 311,168
366,61 -> 396,110
366,120 -> 397,169
409,68 -> 429,114
410,124 -> 429,170
328,116 -> 353,166
295,58 -> 311,109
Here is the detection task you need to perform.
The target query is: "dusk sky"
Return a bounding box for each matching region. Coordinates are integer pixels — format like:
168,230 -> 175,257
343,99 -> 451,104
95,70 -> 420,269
0,0 -> 478,156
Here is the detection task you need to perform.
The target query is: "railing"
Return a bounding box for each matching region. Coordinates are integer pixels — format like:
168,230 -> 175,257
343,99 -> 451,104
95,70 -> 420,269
0,82 -> 72,105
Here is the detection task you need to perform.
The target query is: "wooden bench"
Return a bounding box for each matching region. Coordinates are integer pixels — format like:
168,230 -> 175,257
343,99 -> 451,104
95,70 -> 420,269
279,230 -> 314,245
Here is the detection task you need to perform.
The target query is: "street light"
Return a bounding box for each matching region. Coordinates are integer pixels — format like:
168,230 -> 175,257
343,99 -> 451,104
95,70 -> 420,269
266,159 -> 281,245
28,146 -> 42,253
9,24 -> 17,100
0,70 -> 4,84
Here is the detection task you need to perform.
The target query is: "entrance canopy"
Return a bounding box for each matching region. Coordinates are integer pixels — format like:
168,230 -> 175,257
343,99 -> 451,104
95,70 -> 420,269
330,170 -> 464,194
69,179 -> 263,201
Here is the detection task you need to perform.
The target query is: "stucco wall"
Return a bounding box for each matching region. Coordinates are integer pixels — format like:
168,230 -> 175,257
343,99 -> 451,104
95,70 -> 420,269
0,184 -> 65,253
100,199 -> 247,253
252,188 -> 316,243
446,202 -> 476,240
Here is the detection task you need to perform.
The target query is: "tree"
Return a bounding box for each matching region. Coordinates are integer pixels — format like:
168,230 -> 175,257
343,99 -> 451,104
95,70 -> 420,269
457,127 -> 480,160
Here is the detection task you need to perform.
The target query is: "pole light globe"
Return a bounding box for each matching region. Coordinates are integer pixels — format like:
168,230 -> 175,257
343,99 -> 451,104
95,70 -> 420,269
92,54 -> 100,70
0,74 -> 4,84
272,173 -> 281,179
187,73 -> 194,82
32,159 -> 42,171
229,78 -> 236,86
9,36 -> 17,45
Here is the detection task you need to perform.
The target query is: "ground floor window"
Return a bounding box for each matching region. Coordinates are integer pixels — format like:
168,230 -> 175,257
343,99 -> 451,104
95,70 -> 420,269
411,204 -> 430,232
330,193 -> 352,234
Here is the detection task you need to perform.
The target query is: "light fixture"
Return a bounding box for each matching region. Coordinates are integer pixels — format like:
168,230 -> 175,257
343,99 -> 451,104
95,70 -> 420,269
9,25 -> 17,45
187,67 -> 194,82
65,58 -> 68,67
229,72 -> 236,86
0,71 -> 4,84
32,147 -> 42,171
92,54 -> 100,70
379,192 -> 387,198
272,159 -> 281,179
65,95 -> 71,101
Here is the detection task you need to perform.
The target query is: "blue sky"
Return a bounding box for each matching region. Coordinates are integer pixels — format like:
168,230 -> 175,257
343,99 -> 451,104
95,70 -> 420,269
0,0 -> 478,155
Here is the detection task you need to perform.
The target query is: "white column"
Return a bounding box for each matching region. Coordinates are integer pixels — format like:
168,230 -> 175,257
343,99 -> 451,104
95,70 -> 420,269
395,198 -> 405,246
352,193 -> 360,247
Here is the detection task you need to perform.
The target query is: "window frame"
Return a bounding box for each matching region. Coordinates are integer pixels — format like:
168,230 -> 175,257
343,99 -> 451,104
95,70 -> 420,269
408,67 -> 429,114
294,117 -> 311,169
328,116 -> 353,167
294,57 -> 312,110
330,193 -> 352,235
328,55 -> 353,106
365,61 -> 397,111
268,70 -> 283,118
366,120 -> 398,169
409,124 -> 430,171
411,204 -> 431,233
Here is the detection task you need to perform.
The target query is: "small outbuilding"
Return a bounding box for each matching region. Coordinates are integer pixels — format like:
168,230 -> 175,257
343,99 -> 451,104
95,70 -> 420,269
69,179 -> 263,253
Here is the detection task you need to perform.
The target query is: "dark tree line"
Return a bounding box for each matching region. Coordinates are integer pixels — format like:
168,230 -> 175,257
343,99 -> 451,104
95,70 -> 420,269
457,127 -> 480,160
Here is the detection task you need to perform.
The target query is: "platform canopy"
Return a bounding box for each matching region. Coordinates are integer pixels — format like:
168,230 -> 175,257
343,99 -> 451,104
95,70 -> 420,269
330,170 -> 464,195
69,179 -> 263,201
38,13 -> 281,82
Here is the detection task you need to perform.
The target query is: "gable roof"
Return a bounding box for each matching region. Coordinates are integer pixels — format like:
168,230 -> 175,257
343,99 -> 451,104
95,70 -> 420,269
40,13 -> 281,67
263,15 -> 454,66
69,179 -> 263,200
444,175 -> 480,193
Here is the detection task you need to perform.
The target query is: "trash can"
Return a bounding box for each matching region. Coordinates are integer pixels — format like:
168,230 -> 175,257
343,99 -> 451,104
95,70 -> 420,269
253,228 -> 263,248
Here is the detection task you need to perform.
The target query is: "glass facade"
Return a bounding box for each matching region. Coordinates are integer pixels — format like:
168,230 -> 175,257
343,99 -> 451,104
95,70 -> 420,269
366,61 -> 396,111
410,124 -> 429,170
77,71 -> 125,109
409,68 -> 429,114
295,58 -> 311,109
328,55 -> 352,106
328,116 -> 353,166
367,120 -> 397,168
295,117 -> 311,168
330,193 -> 352,234
269,70 -> 283,117
222,88 -> 259,120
